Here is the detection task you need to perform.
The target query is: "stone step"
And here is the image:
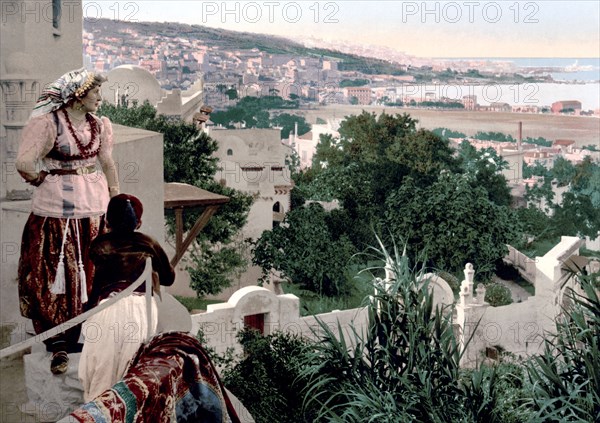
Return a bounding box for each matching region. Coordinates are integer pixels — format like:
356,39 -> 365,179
21,351 -> 83,422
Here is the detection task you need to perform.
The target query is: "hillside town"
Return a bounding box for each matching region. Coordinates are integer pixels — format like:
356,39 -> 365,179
82,19 -> 599,116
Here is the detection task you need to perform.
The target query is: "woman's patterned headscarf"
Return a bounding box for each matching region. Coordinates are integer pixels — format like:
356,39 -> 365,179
31,68 -> 97,117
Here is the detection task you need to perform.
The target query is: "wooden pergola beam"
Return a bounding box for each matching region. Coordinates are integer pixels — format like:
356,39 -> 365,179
164,182 -> 230,267
170,205 -> 220,267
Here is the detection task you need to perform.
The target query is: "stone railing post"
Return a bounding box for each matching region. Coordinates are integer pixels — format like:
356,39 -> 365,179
456,263 -> 490,368
460,263 -> 475,303
475,283 -> 487,305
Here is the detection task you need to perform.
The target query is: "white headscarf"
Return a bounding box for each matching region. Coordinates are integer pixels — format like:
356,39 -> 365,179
31,68 -> 96,118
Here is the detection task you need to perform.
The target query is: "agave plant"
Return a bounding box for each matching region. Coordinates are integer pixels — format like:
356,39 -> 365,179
525,269 -> 600,422
299,238 -> 500,422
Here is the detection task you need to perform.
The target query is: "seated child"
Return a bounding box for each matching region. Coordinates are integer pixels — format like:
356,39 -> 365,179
78,193 -> 175,402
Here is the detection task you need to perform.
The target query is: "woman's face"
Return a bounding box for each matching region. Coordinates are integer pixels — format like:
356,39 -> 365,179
80,86 -> 102,113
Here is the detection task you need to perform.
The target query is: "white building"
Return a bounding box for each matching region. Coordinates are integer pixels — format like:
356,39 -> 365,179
292,119 -> 341,169
211,128 -> 294,239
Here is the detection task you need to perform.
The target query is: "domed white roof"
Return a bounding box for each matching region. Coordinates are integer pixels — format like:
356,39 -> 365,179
102,65 -> 163,106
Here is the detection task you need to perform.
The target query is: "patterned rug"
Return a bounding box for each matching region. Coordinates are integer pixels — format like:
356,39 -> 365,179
64,331 -> 241,423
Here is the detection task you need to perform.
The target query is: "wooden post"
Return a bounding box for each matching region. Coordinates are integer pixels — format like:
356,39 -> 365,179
170,205 -> 220,267
175,208 -> 184,257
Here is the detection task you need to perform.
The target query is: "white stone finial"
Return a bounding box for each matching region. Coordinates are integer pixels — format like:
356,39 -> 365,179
459,284 -> 469,307
464,263 -> 474,284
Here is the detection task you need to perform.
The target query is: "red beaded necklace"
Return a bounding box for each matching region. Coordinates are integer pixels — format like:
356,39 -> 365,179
62,109 -> 102,160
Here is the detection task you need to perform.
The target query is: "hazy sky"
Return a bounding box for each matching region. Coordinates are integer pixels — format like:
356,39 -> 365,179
82,1 -> 600,58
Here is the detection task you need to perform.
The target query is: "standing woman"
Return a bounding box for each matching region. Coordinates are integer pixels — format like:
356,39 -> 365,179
16,68 -> 120,374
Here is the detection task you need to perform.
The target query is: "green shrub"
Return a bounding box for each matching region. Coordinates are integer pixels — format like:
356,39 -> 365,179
479,360 -> 535,423
485,283 -> 513,306
437,270 -> 460,293
221,329 -> 315,423
174,296 -> 221,312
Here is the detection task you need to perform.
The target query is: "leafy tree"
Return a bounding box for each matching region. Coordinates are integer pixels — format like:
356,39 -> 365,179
524,177 -> 555,212
210,105 -> 270,129
539,157 -> 600,239
465,69 -> 484,78
523,161 -> 550,179
514,206 -> 553,242
385,173 -> 519,277
270,113 -> 310,139
97,99 -> 157,127
339,78 -> 369,87
432,127 -> 467,139
559,108 -> 575,114
312,111 -> 457,197
457,141 -> 512,207
98,102 -> 253,296
523,136 -> 552,147
250,203 -> 357,296
417,100 -> 465,109
520,157 -> 599,241
550,156 -> 576,187
349,96 -> 359,105
210,95 -> 301,130
224,88 -> 238,100
571,156 -> 600,201
456,139 -> 479,164
237,95 -> 299,110
386,129 -> 459,185
307,112 -> 460,248
474,131 -> 515,143
552,192 -> 600,239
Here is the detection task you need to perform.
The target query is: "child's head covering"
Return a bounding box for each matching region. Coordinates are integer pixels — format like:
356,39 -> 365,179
106,194 -> 143,232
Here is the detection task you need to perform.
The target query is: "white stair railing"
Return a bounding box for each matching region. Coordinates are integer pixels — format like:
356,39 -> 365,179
0,257 -> 154,359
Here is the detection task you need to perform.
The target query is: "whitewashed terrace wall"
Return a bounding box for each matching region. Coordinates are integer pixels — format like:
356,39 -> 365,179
459,236 -> 584,368
506,245 -> 537,285
584,234 -> 600,252
459,296 -> 553,368
191,237 -> 586,369
191,286 -> 369,356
